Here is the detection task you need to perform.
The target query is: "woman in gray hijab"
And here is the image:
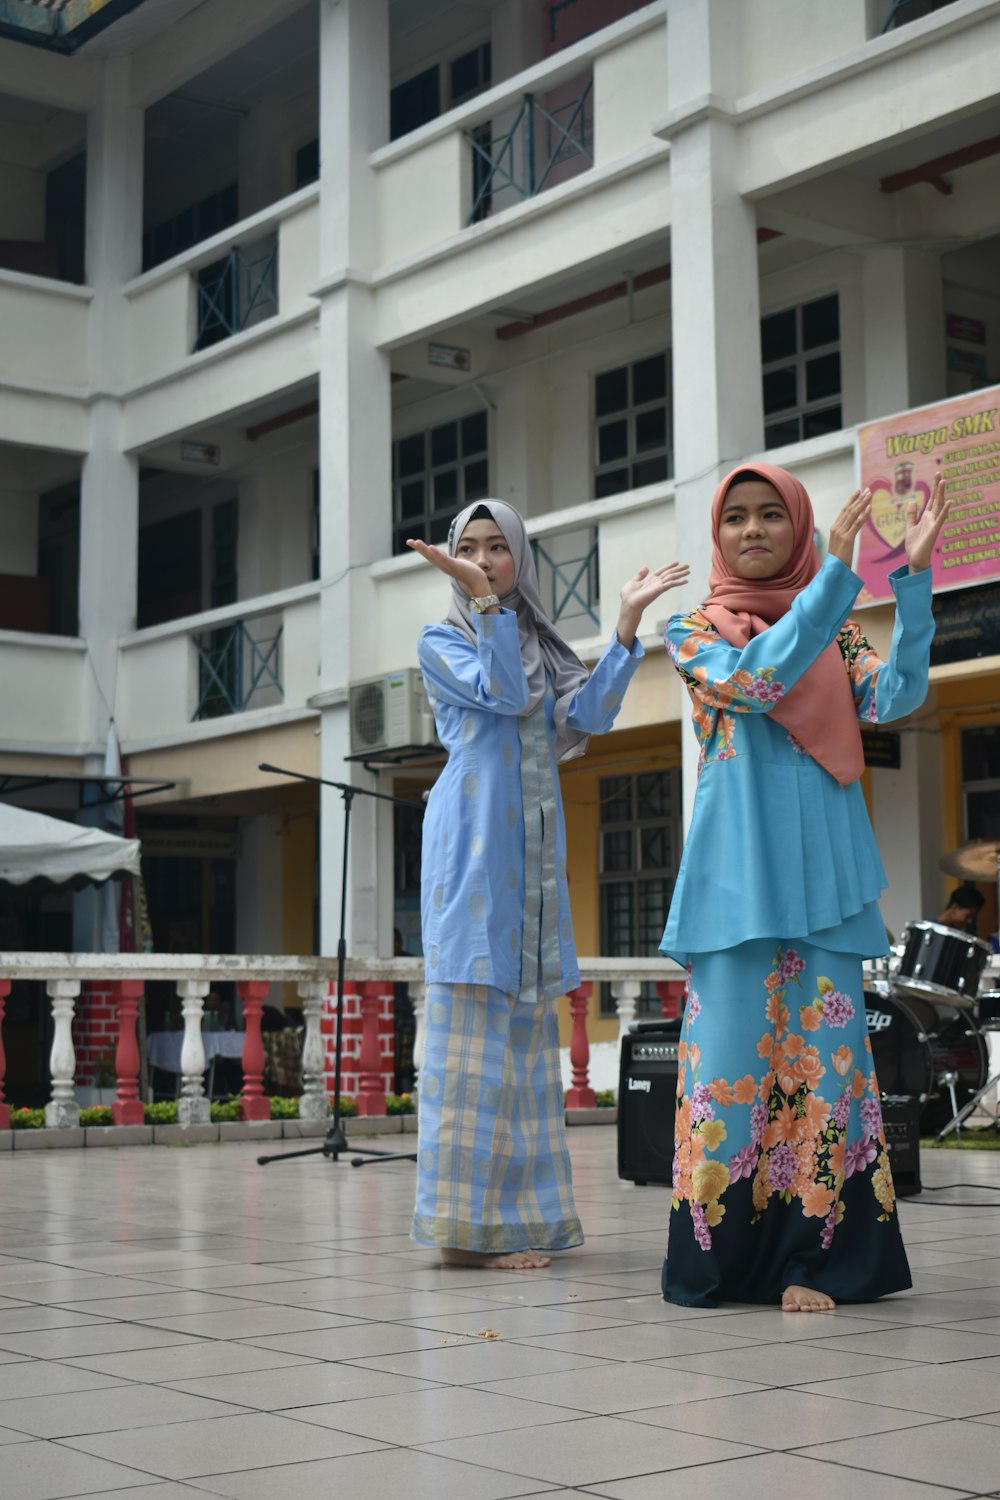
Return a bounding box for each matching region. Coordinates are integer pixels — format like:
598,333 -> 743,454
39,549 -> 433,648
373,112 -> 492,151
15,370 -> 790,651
408,500 -> 687,1268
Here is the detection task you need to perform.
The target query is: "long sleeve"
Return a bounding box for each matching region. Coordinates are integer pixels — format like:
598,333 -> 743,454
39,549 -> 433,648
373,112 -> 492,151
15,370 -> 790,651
667,554 -> 861,715
418,610 -> 529,715
838,565 -> 934,725
564,631 -> 645,734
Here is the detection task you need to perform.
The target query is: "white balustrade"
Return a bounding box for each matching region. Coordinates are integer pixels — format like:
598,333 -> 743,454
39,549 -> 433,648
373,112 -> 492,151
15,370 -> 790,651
611,978 -> 641,1043
176,980 -> 211,1125
45,980 -> 81,1130
297,979 -> 329,1121
410,980 -> 427,1080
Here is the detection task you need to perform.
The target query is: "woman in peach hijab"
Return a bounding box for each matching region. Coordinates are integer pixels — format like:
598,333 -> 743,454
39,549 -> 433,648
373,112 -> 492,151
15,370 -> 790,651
659,463 -> 948,1311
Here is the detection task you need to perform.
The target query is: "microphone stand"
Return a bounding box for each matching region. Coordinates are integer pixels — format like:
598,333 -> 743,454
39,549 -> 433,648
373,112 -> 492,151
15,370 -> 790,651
255,762 -> 421,1169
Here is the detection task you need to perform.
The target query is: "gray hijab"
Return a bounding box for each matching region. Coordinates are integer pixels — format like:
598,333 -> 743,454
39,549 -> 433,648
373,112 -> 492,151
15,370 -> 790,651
445,499 -> 591,762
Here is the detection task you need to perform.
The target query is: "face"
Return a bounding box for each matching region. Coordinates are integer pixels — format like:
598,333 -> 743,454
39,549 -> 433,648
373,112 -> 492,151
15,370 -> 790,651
454,517 -> 516,596
718,480 -> 796,580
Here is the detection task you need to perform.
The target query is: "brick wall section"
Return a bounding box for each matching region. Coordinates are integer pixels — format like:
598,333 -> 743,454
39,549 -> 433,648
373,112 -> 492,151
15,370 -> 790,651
72,981 -> 119,1084
321,983 -> 394,1100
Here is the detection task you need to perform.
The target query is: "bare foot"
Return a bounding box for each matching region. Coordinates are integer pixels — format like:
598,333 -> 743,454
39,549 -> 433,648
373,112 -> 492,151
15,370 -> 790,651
440,1247 -> 551,1270
782,1284 -> 835,1312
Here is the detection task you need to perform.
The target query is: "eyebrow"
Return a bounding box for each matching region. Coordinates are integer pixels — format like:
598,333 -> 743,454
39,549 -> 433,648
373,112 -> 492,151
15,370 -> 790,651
459,530 -> 508,544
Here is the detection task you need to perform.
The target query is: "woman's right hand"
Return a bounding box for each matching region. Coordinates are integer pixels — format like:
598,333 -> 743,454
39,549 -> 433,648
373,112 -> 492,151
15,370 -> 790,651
827,487 -> 873,567
406,538 -> 491,597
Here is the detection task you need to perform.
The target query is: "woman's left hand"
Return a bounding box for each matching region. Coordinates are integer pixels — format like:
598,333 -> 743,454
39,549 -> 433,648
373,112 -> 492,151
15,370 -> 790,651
905,472 -> 950,573
616,561 -> 690,647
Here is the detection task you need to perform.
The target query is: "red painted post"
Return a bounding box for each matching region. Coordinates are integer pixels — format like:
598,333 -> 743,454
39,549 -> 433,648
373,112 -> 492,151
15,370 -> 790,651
355,981 -> 388,1115
564,981 -> 596,1109
238,981 -> 270,1121
656,980 -> 685,1020
112,980 -> 145,1126
0,980 -> 10,1130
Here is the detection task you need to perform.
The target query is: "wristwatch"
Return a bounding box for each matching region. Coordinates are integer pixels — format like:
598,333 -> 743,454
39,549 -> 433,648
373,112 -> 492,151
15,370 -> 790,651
469,594 -> 500,613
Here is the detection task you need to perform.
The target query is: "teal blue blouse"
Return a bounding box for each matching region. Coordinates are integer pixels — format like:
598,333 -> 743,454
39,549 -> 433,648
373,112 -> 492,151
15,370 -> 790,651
660,557 -> 934,965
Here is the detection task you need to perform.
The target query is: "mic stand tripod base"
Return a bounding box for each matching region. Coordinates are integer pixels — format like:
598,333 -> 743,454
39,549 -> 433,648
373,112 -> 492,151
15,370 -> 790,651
257,1120 -> 417,1167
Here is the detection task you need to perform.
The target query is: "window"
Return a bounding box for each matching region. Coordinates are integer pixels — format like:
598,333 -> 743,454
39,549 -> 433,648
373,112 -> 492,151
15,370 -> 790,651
392,411 -> 490,553
873,0 -> 960,34
593,353 -> 671,498
599,771 -> 682,1016
962,725 -> 1000,843
390,42 -> 492,141
761,294 -> 841,450
142,183 -> 238,272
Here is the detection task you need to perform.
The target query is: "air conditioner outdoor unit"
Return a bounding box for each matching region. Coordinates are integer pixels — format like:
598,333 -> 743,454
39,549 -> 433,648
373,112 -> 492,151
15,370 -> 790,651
348,667 -> 439,757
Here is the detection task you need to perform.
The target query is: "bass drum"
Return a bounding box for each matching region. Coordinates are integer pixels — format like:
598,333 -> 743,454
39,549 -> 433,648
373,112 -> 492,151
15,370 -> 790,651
866,990 -> 988,1130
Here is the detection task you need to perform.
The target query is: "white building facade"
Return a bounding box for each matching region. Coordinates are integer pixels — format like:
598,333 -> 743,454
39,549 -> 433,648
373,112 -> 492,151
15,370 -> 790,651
1,0 -> 998,1062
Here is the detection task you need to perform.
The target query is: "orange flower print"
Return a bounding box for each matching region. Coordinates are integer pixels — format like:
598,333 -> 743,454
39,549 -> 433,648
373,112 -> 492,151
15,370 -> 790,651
802,1182 -> 835,1218
705,1200 -> 725,1228
732,1073 -> 758,1105
852,1067 -> 868,1099
763,1101 -> 801,1148
828,1139 -> 846,1177
765,970 -> 784,994
797,1045 -> 825,1090
692,1159 -> 730,1203
799,1003 -> 821,1032
675,1098 -> 692,1139
783,1032 -> 803,1059
757,1032 -> 774,1060
688,1043 -> 701,1069
832,1044 -> 854,1076
708,1078 -> 735,1107
677,1040 -> 687,1063
803,1093 -> 831,1135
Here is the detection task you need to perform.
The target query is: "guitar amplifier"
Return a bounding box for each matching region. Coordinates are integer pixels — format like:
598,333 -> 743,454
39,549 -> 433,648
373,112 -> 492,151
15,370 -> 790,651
617,1021 -> 681,1186
880,1094 -> 921,1197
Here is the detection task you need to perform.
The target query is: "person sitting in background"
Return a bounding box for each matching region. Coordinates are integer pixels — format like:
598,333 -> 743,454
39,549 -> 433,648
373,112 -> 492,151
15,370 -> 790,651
936,884 -> 984,935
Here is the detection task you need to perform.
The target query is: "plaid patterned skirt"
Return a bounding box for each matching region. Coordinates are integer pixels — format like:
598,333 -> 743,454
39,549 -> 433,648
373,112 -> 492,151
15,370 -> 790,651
411,983 -> 583,1251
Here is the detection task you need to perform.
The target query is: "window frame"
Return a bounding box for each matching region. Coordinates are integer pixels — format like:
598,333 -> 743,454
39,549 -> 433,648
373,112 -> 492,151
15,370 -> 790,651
592,350 -> 673,499
761,293 -> 842,451
391,410 -> 491,554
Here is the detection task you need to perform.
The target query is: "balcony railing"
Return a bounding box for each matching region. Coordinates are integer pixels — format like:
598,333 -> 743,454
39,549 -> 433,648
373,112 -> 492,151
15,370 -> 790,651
466,74 -> 593,224
194,614 -> 283,720
532,527 -> 600,630
194,235 -> 278,352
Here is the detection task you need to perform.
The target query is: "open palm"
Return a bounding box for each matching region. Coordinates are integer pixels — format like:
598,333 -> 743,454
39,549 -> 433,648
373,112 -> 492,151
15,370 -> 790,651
905,473 -> 950,573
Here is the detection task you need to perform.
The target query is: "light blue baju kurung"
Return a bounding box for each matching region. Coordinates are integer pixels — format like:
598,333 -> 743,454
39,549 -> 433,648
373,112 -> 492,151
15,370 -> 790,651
412,607 -> 642,1250
659,556 -> 933,1305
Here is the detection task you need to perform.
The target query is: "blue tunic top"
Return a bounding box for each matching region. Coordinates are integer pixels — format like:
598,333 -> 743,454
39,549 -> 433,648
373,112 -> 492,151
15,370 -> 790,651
660,557 -> 934,966
419,608 -> 643,998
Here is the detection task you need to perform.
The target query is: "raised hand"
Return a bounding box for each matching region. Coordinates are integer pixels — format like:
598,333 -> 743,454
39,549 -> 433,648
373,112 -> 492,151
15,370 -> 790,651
406,537 -> 491,598
617,561 -> 690,648
827,488 -> 873,568
905,472 -> 950,573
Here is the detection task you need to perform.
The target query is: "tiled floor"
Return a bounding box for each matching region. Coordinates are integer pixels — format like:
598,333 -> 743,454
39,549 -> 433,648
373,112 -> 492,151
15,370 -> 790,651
1,1130 -> 999,1499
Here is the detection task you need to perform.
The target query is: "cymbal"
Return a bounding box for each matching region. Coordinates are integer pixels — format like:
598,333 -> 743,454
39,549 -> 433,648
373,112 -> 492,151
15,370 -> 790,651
939,838 -> 1000,880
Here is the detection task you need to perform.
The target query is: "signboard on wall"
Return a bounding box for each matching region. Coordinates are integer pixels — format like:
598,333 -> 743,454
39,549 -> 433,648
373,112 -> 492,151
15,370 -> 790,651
855,387 -> 1000,604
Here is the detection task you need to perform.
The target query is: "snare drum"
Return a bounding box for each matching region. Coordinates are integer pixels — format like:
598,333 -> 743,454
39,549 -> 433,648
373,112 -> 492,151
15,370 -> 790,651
894,920 -> 992,1007
866,990 -> 988,1129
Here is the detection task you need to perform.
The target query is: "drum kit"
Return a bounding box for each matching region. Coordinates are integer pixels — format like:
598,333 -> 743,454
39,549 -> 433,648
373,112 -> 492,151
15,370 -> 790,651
864,837 -> 1000,1141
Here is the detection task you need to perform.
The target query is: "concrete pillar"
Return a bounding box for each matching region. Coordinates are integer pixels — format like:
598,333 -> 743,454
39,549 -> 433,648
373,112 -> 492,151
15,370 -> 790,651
862,246 -> 945,419
78,56 -> 143,746
661,0 -> 762,829
315,0 -> 392,956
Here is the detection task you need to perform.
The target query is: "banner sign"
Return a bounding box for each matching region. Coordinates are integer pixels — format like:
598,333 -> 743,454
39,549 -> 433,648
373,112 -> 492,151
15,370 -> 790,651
855,388 -> 1000,604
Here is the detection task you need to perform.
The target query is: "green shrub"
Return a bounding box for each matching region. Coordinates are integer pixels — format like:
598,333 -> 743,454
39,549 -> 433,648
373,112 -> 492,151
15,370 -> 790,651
595,1089 -> 616,1107
210,1098 -> 242,1122
385,1092 -> 416,1115
144,1101 -> 179,1124
79,1106 -> 114,1126
9,1107 -> 45,1130
268,1096 -> 299,1119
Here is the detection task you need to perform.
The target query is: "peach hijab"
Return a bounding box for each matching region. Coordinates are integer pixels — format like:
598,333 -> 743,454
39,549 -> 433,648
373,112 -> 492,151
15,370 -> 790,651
699,461 -> 864,786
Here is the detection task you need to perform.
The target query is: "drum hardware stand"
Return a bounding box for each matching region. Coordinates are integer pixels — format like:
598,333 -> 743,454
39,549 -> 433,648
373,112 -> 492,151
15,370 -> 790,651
254,763 -> 421,1171
935,1034 -> 1000,1142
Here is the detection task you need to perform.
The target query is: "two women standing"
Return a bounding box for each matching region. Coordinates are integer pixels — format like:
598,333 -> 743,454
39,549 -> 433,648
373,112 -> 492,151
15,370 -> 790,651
407,468 -> 946,1306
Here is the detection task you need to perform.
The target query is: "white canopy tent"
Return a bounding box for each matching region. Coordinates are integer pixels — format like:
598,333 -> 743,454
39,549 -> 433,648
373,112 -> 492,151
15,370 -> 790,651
0,803 -> 141,891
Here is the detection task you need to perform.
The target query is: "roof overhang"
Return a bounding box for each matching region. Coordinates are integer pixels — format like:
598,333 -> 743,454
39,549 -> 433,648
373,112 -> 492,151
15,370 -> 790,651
0,0 -> 147,54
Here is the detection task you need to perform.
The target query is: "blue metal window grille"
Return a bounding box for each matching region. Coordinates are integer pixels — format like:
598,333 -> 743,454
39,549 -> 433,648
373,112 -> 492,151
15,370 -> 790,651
531,529 -> 599,630
194,236 -> 278,352
465,74 -> 593,225
194,618 -> 283,720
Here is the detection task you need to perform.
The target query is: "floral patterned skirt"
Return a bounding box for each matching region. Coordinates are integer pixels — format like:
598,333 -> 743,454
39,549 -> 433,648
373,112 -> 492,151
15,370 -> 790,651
662,938 -> 912,1308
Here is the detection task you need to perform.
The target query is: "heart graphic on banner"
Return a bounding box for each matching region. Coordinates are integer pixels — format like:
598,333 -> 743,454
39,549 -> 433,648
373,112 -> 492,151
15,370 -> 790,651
866,479 -> 929,555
